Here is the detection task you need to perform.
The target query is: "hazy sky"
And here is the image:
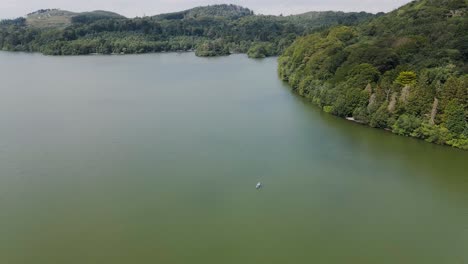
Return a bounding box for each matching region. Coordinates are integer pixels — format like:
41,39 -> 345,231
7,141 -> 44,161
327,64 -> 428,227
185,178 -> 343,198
1,0 -> 413,19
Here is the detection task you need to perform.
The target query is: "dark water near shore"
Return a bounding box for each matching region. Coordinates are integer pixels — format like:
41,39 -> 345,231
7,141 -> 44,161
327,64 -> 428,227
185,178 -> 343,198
0,52 -> 467,264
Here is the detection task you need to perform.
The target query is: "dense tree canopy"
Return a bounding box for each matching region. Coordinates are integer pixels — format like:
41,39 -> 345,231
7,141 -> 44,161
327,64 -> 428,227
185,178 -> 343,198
0,5 -> 373,57
279,0 -> 468,149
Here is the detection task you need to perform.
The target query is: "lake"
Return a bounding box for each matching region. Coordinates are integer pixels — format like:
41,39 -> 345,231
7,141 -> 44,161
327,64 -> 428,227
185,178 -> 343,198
0,52 -> 467,264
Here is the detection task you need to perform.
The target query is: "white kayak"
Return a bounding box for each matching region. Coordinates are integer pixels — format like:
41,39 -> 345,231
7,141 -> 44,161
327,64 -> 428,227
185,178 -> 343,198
256,182 -> 262,189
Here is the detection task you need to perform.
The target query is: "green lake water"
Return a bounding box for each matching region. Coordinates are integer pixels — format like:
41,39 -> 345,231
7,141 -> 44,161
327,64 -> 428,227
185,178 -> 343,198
0,52 -> 467,263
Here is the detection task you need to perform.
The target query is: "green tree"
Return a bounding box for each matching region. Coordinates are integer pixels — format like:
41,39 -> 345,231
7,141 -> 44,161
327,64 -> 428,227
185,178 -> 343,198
195,40 -> 230,57
447,135 -> 468,150
441,76 -> 467,109
370,102 -> 390,128
392,114 -> 422,136
346,63 -> 381,88
247,42 -> 274,58
395,71 -> 417,87
444,100 -> 466,135
353,107 -> 369,124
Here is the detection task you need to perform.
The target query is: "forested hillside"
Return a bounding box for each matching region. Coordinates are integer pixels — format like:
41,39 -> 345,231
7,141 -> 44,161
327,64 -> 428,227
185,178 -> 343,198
0,4 -> 373,57
279,0 -> 468,149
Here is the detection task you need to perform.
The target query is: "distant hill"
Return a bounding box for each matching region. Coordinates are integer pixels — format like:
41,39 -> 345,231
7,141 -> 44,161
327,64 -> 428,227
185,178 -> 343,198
26,9 -> 77,28
279,0 -> 468,149
70,10 -> 125,24
291,10 -> 380,27
285,10 -> 376,34
154,4 -> 254,20
26,9 -> 124,28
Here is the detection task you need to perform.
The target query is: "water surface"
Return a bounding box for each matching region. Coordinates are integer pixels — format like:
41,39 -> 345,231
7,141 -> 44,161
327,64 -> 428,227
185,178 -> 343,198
0,52 -> 467,264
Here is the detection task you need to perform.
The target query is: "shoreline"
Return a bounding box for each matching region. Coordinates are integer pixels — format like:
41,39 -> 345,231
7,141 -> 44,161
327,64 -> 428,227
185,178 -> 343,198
0,49 -> 257,58
288,89 -> 467,151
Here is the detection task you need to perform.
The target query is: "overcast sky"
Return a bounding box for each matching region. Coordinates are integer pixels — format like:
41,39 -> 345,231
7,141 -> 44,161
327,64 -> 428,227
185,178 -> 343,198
1,0 -> 413,19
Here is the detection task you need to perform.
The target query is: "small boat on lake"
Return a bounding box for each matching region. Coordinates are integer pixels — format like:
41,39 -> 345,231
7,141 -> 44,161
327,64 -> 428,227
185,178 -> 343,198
256,182 -> 262,189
